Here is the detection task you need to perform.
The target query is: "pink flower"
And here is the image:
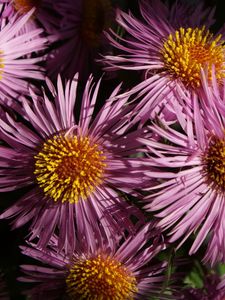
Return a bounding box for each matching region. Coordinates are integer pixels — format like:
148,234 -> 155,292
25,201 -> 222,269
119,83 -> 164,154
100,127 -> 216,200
0,0 -> 60,34
0,73 -> 149,254
140,70 -> 225,265
18,224 -> 167,299
46,0 -> 113,80
0,7 -> 48,101
102,0 -> 224,123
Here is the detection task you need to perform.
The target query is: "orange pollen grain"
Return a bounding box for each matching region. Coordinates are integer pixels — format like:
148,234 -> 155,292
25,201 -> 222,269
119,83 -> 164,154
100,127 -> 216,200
66,254 -> 138,300
161,26 -> 225,88
81,0 -> 112,48
34,134 -> 107,204
13,0 -> 41,13
205,137 -> 225,189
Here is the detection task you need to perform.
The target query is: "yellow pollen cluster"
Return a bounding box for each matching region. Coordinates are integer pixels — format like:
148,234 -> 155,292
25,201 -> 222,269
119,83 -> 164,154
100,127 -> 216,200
13,0 -> 41,13
0,52 -> 4,80
161,26 -> 225,88
34,134 -> 107,204
205,138 -> 225,189
66,254 -> 138,299
81,0 -> 112,48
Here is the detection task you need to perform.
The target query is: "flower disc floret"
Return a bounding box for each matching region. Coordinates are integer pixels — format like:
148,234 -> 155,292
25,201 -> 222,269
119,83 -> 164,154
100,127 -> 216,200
13,0 -> 41,13
66,254 -> 138,300
161,26 -> 225,88
205,137 -> 225,190
34,133 -> 107,204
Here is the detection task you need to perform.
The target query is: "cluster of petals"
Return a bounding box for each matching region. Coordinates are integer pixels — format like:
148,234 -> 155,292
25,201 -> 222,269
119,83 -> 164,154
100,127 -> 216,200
18,223 -> 169,300
0,7 -> 48,101
141,69 -> 225,265
0,0 -> 60,34
102,0 -> 224,123
0,73 -> 151,254
46,0 -> 113,81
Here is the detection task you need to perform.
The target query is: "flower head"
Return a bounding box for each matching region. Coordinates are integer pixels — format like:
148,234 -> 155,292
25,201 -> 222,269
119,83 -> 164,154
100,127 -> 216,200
0,73 -> 149,253
18,224 -> 167,299
102,0 -> 223,123
0,7 -> 47,101
141,71 -> 225,265
0,0 -> 60,34
46,0 -> 113,80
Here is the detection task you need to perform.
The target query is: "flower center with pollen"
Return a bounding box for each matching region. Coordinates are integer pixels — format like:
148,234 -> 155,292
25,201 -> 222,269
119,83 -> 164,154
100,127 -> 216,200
205,138 -> 225,189
13,0 -> 42,14
66,254 -> 138,299
81,0 -> 112,48
161,26 -> 225,88
34,134 -> 107,204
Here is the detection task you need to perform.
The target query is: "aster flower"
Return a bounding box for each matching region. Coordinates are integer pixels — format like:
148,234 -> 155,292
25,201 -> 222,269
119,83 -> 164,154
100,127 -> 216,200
46,0 -> 114,80
0,73 -> 150,254
0,7 -> 48,101
18,224 -> 170,300
140,70 -> 225,265
0,0 -> 61,35
102,0 -> 224,123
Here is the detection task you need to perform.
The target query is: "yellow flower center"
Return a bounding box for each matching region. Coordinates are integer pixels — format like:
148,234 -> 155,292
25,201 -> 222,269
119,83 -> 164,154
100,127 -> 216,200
34,134 -> 107,204
66,254 -> 138,300
161,26 -> 225,88
81,0 -> 112,48
13,0 -> 41,13
205,138 -> 225,189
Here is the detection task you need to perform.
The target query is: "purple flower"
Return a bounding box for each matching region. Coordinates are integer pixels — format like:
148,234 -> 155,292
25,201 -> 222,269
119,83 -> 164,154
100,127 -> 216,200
0,0 -> 61,35
18,224 -> 168,300
0,73 -> 149,254
140,69 -> 225,265
46,0 -> 113,80
102,0 -> 224,123
0,7 -> 47,101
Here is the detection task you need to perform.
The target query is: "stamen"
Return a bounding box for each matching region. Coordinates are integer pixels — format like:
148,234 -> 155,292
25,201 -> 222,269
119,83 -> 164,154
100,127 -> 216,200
205,137 -> 225,189
13,0 -> 42,14
0,52 -> 4,80
34,134 -> 107,203
66,254 -> 138,299
161,27 -> 225,88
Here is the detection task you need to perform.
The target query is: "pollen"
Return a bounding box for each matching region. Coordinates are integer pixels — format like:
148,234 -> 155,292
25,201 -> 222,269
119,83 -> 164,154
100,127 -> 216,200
34,134 -> 107,204
161,26 -> 225,88
0,55 -> 4,80
66,254 -> 138,299
205,137 -> 225,189
13,0 -> 41,13
81,0 -> 112,48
